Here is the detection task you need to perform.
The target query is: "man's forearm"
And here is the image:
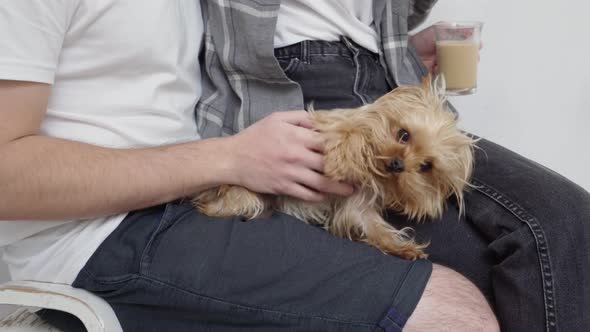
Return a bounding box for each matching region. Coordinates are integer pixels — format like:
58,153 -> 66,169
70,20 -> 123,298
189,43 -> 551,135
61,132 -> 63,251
0,135 -> 234,220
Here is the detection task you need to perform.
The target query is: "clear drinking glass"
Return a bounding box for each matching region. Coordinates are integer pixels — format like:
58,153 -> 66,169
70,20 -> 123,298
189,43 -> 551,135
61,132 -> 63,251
434,21 -> 484,96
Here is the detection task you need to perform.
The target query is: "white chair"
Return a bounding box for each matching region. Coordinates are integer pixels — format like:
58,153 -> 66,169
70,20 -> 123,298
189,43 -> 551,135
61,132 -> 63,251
0,281 -> 122,332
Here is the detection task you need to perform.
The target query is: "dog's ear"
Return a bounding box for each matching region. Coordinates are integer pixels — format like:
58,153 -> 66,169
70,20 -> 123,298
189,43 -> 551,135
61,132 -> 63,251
312,111 -> 384,185
444,133 -> 476,217
432,74 -> 447,100
421,74 -> 433,90
420,74 -> 450,117
420,74 -> 446,101
327,130 -> 376,182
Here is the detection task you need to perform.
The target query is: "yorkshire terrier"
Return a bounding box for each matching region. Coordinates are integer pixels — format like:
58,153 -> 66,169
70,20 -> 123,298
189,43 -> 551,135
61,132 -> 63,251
193,76 -> 475,260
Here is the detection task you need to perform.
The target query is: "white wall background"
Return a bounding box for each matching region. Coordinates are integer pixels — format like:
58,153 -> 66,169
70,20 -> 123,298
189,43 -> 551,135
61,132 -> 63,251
415,0 -> 590,191
1,0 -> 589,318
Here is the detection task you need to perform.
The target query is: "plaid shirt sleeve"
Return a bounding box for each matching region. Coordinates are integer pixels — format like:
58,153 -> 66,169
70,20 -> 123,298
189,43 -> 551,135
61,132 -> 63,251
408,0 -> 438,30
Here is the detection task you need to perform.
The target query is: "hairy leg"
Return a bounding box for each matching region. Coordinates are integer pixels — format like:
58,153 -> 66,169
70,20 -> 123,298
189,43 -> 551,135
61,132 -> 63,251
406,264 -> 500,332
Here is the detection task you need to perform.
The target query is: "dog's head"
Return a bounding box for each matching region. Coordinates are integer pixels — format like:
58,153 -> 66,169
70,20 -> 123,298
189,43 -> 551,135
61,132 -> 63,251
315,76 -> 475,220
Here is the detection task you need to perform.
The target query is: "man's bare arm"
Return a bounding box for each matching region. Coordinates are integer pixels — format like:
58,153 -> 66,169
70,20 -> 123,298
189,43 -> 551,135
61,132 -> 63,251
0,81 -> 239,220
0,81 -> 352,220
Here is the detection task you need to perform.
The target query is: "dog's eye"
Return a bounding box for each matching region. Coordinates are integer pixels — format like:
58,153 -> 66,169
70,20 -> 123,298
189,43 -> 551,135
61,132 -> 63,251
397,129 -> 410,143
420,161 -> 433,172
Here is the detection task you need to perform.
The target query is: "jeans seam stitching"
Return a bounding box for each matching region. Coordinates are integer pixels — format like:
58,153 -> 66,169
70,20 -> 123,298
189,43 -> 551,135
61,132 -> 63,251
76,268 -> 139,286
139,207 -> 195,274
388,262 -> 413,308
301,39 -> 309,64
130,274 -> 376,328
341,37 -> 368,105
139,203 -> 178,273
472,178 -> 557,331
358,57 -> 373,103
386,316 -> 402,329
280,58 -> 300,76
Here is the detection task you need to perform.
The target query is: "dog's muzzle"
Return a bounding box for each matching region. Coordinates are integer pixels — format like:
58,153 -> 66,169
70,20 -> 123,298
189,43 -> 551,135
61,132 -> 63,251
387,158 -> 405,173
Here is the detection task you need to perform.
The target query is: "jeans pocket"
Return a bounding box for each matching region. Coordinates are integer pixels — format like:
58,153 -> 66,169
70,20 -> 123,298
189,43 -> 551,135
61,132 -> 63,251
139,202 -> 193,274
72,204 -> 171,284
278,57 -> 302,77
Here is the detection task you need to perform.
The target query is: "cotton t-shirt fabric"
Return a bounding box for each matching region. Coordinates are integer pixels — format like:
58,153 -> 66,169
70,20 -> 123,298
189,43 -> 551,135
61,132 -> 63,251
0,0 -> 203,284
274,0 -> 379,53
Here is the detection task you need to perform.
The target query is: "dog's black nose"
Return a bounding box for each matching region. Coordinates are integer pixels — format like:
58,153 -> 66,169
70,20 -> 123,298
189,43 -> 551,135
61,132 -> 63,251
387,158 -> 405,173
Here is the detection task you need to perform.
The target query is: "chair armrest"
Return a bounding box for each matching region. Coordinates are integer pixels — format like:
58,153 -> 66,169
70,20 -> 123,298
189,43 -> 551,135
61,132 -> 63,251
0,281 -> 122,332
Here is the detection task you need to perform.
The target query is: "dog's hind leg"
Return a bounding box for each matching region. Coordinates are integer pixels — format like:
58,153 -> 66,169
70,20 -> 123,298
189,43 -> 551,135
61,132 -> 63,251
193,185 -> 268,219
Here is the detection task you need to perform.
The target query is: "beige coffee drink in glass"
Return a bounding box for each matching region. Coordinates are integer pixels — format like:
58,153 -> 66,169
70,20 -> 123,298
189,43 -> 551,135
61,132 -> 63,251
434,22 -> 483,95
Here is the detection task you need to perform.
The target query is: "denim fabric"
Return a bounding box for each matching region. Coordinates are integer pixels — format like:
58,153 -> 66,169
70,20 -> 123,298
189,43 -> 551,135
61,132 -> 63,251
41,201 -> 433,332
274,38 -> 394,110
275,39 -> 590,332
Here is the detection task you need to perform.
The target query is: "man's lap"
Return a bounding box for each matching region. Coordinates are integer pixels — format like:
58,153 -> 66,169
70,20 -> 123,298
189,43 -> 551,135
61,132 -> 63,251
68,201 -> 432,331
390,137 -> 590,331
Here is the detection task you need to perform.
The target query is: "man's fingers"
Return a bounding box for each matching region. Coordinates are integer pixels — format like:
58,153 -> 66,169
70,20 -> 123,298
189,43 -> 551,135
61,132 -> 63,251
302,150 -> 325,173
298,117 -> 315,130
423,58 -> 437,74
298,170 -> 354,197
478,41 -> 483,62
284,183 -> 325,202
304,132 -> 325,153
272,110 -> 311,126
291,126 -> 325,152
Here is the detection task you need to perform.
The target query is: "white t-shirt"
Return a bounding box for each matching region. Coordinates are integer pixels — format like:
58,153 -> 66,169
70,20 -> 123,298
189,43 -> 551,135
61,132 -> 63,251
274,0 -> 378,53
0,0 -> 203,284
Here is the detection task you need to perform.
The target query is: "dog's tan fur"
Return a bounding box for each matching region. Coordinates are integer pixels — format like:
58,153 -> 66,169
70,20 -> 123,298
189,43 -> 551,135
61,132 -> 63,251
193,76 -> 475,260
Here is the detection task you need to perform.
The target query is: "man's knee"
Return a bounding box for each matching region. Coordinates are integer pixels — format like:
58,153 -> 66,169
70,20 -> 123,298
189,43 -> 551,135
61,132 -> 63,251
405,264 -> 499,332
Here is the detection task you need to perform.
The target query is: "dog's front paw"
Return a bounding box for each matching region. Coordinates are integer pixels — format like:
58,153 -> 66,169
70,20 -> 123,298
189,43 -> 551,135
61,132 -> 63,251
360,218 -> 429,261
391,244 -> 428,261
193,185 -> 267,219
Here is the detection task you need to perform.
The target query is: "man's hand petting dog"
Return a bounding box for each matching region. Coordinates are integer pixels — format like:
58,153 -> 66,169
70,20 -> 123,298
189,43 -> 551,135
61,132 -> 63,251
224,111 -> 354,202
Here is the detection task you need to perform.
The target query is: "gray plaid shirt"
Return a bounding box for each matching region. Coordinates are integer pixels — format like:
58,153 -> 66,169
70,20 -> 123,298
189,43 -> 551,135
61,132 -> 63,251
197,0 -> 437,138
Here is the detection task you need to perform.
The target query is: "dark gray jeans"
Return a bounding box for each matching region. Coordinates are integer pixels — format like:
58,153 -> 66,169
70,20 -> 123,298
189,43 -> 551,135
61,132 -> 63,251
274,38 -> 590,332
41,202 -> 432,332
42,39 -> 589,332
